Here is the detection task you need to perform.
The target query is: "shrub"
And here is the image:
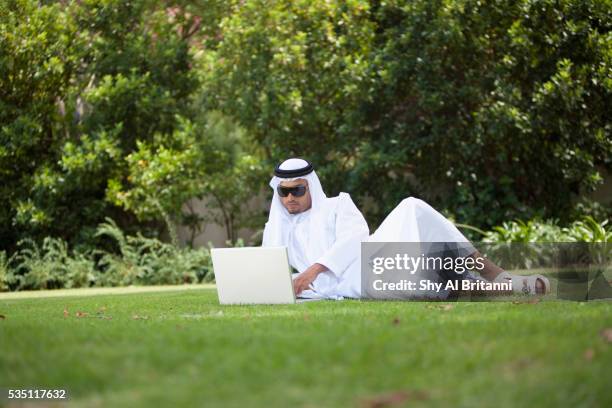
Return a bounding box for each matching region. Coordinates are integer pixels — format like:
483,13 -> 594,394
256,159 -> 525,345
9,238 -> 95,290
0,0 -> 200,252
480,216 -> 611,271
93,218 -> 212,286
483,216 -> 611,243
563,217 -> 612,243
204,0 -> 611,231
0,251 -> 10,292
2,218 -> 214,291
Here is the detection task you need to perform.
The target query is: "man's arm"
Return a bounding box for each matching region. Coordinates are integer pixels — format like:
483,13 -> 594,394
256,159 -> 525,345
293,193 -> 369,295
316,193 -> 369,276
293,263 -> 328,295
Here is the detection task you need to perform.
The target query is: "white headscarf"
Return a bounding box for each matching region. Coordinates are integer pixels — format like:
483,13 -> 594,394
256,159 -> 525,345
262,158 -> 331,271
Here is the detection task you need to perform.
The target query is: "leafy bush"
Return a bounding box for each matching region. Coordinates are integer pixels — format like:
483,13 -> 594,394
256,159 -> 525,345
0,0 -> 202,252
480,216 -> 611,271
563,217 -> 612,243
0,251 -> 10,292
203,0 -> 611,231
94,218 -> 211,286
2,218 -> 214,292
106,112 -> 268,244
2,0 -> 610,257
8,238 -> 96,290
483,219 -> 565,243
483,216 -> 611,243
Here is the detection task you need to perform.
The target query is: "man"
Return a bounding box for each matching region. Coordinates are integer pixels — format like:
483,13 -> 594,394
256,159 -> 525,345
262,158 -> 549,299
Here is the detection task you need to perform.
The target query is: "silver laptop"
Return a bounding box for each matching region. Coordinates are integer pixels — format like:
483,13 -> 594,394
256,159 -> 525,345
212,246 -> 306,304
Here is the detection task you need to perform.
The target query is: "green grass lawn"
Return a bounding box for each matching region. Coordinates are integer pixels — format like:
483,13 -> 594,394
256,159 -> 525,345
1,287 -> 611,408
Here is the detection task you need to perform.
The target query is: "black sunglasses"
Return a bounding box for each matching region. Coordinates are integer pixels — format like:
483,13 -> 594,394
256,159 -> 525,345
277,185 -> 308,197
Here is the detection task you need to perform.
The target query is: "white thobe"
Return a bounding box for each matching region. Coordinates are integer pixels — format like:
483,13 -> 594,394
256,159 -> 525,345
279,195 -> 473,299
279,193 -> 369,299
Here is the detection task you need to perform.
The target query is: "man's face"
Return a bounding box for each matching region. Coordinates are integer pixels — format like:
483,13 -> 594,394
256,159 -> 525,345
278,179 -> 312,214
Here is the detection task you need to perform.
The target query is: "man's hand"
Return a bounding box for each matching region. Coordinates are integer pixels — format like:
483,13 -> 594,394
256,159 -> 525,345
293,263 -> 328,296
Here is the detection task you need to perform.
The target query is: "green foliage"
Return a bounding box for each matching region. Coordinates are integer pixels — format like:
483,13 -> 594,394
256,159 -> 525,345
2,0 -> 611,257
570,199 -> 612,223
2,218 -> 213,291
483,219 -> 565,243
563,217 -> 612,243
0,251 -> 9,292
0,0 -> 80,246
203,0 -> 611,229
106,118 -> 204,221
104,116 -> 214,246
359,0 -> 611,227
195,112 -> 268,242
483,216 -> 612,243
9,238 -> 96,290
473,216 -> 611,270
94,218 -> 211,286
200,0 -> 375,182
0,0 -> 202,251
106,111 -> 268,244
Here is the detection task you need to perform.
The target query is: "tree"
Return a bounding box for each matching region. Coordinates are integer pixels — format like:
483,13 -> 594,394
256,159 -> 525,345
202,0 -> 611,230
107,111 -> 268,244
200,0 -> 375,184
0,0 -> 81,250
360,0 -> 611,227
0,0 -> 200,251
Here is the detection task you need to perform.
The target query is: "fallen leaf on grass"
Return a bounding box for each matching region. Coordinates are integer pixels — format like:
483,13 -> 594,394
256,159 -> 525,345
601,328 -> 612,343
584,348 -> 595,361
392,317 -> 400,325
63,308 -> 69,317
360,390 -> 429,408
132,314 -> 149,320
75,311 -> 88,318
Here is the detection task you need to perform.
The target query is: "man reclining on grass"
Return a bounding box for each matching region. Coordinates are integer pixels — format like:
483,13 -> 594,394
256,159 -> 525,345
262,158 -> 550,300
